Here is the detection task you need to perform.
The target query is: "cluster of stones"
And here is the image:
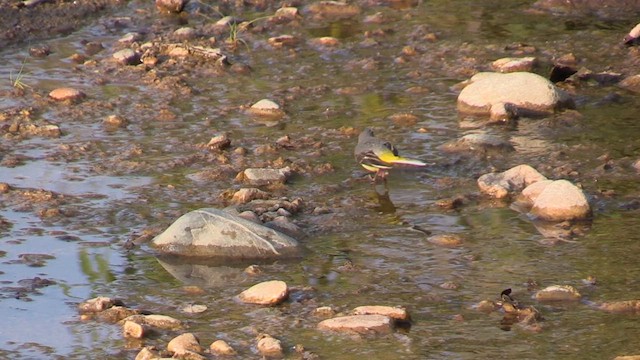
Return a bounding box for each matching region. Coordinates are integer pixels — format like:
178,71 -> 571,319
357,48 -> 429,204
477,164 -> 591,222
80,278 -> 411,359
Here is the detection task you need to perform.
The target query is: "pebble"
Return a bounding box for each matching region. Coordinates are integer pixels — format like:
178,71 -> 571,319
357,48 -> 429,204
78,296 -> 122,313
427,234 -> 464,248
124,314 -> 183,330
257,334 -> 283,357
534,285 -> 581,302
207,134 -> 231,150
239,167 -> 291,186
155,0 -> 187,13
113,48 -> 140,65
122,320 -> 147,339
598,300 -> 640,313
491,57 -> 537,73
118,32 -> 142,44
238,280 -> 289,305
275,7 -> 299,19
49,87 -> 85,102
268,35 -> 299,47
103,114 -> 128,128
173,27 -> 197,40
135,346 -> 161,360
247,99 -> 285,118
167,333 -> 203,354
210,340 -> 236,356
318,314 -> 394,334
232,188 -> 270,204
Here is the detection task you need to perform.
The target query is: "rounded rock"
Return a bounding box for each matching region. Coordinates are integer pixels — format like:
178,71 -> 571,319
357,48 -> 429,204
257,334 -> 283,357
534,285 -> 581,302
529,180 -> 591,221
167,333 -> 203,354
113,48 -> 140,65
210,339 -> 236,355
238,280 -> 289,305
49,87 -> 85,102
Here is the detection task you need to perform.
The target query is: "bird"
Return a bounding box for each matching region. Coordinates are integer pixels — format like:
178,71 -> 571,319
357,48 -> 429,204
354,127 -> 427,182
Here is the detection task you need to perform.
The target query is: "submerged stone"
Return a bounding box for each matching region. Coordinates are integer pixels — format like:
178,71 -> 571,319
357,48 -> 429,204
318,314 -> 394,334
534,285 -> 581,302
151,208 -> 300,259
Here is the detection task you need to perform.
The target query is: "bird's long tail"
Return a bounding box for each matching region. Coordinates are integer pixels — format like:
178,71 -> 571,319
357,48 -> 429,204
377,151 -> 427,167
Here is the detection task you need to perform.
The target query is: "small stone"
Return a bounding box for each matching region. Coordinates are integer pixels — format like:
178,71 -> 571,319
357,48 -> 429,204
309,37 -> 340,47
78,296 -> 122,313
113,48 -> 140,65
268,35 -> 299,47
181,304 -> 207,314
247,99 -> 285,118
534,285 -> 581,302
84,41 -> 104,56
257,334 -> 283,357
240,167 -> 291,186
119,32 -> 142,44
275,7 -> 299,19
123,320 -> 147,339
174,27 -> 197,40
318,314 -> 393,334
103,115 -> 128,128
207,134 -> 231,150
168,46 -> 190,58
238,280 -> 289,305
599,300 -> 640,313
167,333 -> 203,354
352,305 -> 410,321
427,234 -> 463,247
314,306 -> 336,316
491,57 -> 537,73
135,346 -> 161,360
210,340 -> 237,356
49,87 -> 85,102
475,300 -> 498,313
29,45 -> 50,58
265,216 -> 304,239
156,0 -> 187,13
232,188 -> 270,204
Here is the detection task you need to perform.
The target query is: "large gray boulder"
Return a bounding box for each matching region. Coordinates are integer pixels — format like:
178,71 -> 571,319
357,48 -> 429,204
152,208 -> 301,259
457,72 -> 573,117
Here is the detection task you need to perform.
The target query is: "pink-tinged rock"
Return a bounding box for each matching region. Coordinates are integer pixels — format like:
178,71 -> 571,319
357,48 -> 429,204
534,285 -> 581,302
317,314 -> 394,334
167,333 -> 203,354
49,87 -> 85,102
238,280 -> 289,305
529,180 -> 591,221
256,334 -> 283,357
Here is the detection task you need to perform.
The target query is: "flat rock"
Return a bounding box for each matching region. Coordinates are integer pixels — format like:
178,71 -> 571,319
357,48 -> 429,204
151,208 -> 300,259
123,314 -> 183,330
529,180 -> 591,221
353,306 -> 410,321
247,99 -> 285,118
113,48 -> 140,65
49,87 -> 85,102
238,280 -> 289,305
534,285 -> 581,301
477,164 -> 547,199
317,314 -> 394,334
457,72 -> 573,117
491,57 -> 537,73
239,167 -> 291,186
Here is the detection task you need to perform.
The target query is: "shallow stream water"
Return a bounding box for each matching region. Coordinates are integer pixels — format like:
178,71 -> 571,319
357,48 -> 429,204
2,0 -> 640,359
